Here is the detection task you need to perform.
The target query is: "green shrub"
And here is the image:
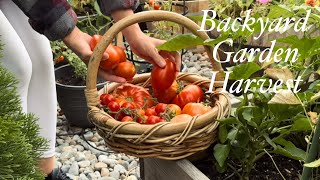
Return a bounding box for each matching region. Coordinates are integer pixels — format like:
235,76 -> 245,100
0,42 -> 48,179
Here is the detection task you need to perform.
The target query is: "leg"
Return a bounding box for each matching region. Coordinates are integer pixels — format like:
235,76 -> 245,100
0,0 -> 57,175
0,10 -> 32,113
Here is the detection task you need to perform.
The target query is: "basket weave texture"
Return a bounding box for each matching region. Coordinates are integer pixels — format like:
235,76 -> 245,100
85,11 -> 231,160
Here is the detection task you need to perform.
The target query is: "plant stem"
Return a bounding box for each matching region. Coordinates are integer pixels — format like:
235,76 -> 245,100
301,120 -> 320,180
264,149 -> 286,180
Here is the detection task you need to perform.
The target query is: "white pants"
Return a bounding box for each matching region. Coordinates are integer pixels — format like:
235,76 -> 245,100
0,0 -> 56,158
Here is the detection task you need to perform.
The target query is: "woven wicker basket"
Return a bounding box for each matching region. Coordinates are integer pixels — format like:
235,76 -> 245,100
85,11 -> 231,160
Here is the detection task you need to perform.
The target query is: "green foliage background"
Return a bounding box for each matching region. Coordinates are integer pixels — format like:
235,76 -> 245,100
0,42 -> 48,179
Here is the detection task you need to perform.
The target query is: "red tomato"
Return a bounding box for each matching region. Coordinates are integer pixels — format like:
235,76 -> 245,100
137,115 -> 148,124
146,115 -> 160,124
182,103 -> 211,116
153,80 -> 179,103
99,44 -> 120,70
100,93 -> 108,101
101,94 -> 116,106
154,3 -> 161,10
172,84 -> 204,109
121,102 -> 136,110
167,104 -> 181,116
151,51 -> 176,91
113,84 -> 154,108
148,0 -> 154,6
145,108 -> 157,116
55,55 -> 65,63
171,114 -> 193,123
121,116 -> 134,122
155,103 -> 167,115
90,35 -> 121,70
158,118 -> 166,123
108,101 -> 120,112
89,35 -> 103,50
114,62 -> 136,81
114,46 -> 127,63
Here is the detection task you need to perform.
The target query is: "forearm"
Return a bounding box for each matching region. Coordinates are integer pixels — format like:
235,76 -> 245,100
111,9 -> 143,42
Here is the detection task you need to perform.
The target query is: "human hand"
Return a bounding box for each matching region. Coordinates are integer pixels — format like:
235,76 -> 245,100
126,32 -> 181,72
62,27 -> 126,83
111,9 -> 181,72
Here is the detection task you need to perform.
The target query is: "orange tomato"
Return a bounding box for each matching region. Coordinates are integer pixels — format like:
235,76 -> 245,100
153,81 -> 179,104
170,114 -> 193,123
114,46 -> 127,63
167,104 -> 181,116
114,62 -> 136,81
182,103 -> 211,116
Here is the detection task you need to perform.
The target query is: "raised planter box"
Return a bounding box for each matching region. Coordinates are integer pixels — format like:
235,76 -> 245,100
140,158 -> 210,180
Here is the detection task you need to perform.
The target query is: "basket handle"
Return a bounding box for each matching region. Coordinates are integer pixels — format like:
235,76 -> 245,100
86,10 -> 224,90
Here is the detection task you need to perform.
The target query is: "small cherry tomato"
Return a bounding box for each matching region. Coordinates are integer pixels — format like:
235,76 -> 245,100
148,0 -> 154,6
154,3 -> 161,10
146,115 -> 160,124
108,101 -> 120,112
56,55 -> 65,63
167,104 -> 182,116
155,103 -> 167,115
100,93 -> 108,101
137,115 -> 148,124
102,94 -> 116,106
145,107 -> 157,116
121,116 -> 134,122
157,118 -> 166,123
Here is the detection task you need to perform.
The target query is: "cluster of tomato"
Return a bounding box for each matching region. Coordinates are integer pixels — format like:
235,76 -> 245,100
99,50 -> 211,124
148,0 -> 161,10
90,35 -> 136,81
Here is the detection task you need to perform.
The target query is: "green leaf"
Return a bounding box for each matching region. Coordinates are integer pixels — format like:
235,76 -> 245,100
213,144 -> 230,167
237,106 -> 264,128
219,124 -> 228,143
229,62 -> 261,80
290,116 -> 312,131
217,117 -> 239,125
227,128 -> 238,142
269,104 -> 304,120
304,158 -> 320,167
156,34 -> 204,51
273,138 -> 306,161
268,5 -> 294,19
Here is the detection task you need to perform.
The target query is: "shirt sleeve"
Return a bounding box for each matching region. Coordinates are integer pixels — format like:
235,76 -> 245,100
97,0 -> 140,15
12,0 -> 77,41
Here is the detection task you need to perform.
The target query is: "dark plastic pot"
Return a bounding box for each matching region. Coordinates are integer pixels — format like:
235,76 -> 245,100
55,64 -> 107,128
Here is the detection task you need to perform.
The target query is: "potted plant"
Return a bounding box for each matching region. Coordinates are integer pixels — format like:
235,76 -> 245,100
53,41 -> 107,128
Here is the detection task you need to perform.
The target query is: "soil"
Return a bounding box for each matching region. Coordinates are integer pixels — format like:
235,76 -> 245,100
55,66 -> 104,86
193,155 -> 302,180
56,68 -> 87,86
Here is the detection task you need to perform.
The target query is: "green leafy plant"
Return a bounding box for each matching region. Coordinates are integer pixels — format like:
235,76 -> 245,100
144,0 -> 180,40
0,42 -> 48,179
51,41 -> 87,80
68,0 -> 96,15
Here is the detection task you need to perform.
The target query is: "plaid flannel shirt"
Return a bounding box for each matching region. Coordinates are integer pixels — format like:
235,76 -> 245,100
12,0 -> 139,41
